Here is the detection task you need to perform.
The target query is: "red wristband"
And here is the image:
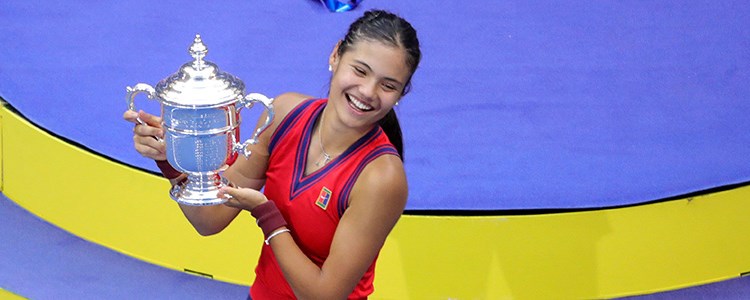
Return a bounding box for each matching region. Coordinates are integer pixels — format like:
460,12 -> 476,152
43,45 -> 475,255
251,201 -> 288,237
155,160 -> 182,179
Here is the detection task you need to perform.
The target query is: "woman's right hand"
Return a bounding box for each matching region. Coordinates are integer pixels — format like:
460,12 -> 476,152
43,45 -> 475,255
123,110 -> 167,161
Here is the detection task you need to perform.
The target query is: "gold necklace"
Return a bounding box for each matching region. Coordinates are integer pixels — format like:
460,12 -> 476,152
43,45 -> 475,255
315,111 -> 335,167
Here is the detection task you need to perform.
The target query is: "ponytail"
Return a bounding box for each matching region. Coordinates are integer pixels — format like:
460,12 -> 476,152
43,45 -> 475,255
378,109 -> 404,160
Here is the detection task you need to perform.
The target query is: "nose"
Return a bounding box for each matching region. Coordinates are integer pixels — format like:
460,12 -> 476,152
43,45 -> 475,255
361,78 -> 378,100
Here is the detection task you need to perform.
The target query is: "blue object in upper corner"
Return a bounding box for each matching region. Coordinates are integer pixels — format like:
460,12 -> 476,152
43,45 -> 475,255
320,0 -> 363,12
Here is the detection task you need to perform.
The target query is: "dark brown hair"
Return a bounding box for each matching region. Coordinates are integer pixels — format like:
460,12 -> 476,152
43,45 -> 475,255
337,9 -> 421,159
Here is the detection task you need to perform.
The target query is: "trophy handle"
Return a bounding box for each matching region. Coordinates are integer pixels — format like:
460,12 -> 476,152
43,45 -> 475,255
234,93 -> 275,158
126,83 -> 157,126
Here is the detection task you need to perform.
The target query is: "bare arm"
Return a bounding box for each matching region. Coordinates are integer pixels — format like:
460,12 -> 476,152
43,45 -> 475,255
269,155 -> 407,299
171,149 -> 266,236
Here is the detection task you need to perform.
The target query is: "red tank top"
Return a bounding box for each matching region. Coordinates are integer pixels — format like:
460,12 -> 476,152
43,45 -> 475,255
250,99 -> 399,299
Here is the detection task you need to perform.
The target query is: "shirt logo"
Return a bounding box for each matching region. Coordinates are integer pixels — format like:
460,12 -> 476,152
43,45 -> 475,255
316,187 -> 332,210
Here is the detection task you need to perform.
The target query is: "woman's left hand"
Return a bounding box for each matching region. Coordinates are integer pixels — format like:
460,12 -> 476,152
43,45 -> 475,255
218,186 -> 268,211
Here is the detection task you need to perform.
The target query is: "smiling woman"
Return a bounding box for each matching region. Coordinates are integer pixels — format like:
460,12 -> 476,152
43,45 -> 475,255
325,39 -> 411,150
2,1 -> 750,298
123,9 -> 421,300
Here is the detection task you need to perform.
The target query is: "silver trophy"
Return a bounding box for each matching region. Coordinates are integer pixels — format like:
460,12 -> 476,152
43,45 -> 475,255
126,34 -> 274,206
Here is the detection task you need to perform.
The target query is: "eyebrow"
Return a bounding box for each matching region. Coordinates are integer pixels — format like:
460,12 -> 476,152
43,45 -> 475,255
353,59 -> 405,87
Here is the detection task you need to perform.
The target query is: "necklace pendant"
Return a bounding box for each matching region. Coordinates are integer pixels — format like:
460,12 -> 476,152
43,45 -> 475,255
316,153 -> 333,167
316,111 -> 335,167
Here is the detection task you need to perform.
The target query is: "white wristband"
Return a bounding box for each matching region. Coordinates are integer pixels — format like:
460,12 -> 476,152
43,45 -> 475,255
265,228 -> 290,245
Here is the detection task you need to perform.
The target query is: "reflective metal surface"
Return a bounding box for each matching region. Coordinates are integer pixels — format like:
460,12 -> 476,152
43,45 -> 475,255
126,34 -> 274,206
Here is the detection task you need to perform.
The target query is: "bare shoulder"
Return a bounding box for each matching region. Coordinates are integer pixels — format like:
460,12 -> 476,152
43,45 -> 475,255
272,92 -> 316,120
349,154 -> 407,211
255,91 -> 315,145
226,92 -> 314,180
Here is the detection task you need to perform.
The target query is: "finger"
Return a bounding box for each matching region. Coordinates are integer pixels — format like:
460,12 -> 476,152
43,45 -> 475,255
218,186 -> 238,199
134,136 -> 166,160
134,142 -> 166,160
138,110 -> 163,128
123,110 -> 140,123
133,123 -> 164,139
134,134 -> 165,151
222,197 -> 240,208
218,190 -> 241,209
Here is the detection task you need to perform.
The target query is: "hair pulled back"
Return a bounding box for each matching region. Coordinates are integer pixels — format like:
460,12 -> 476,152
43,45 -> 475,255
337,9 -> 421,159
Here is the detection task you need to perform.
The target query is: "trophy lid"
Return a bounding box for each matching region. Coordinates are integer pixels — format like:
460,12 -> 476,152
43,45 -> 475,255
155,34 -> 245,108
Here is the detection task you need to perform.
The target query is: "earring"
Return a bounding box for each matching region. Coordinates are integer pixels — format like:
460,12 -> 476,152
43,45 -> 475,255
328,65 -> 332,72
395,101 -> 400,106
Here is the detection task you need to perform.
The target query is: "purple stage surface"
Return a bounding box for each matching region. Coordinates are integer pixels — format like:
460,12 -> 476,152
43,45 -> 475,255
0,192 -> 249,299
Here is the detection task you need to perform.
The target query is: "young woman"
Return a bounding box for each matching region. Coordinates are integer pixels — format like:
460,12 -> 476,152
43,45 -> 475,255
124,9 -> 421,299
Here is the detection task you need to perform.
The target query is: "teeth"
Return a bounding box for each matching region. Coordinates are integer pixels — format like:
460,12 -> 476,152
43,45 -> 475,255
349,95 -> 373,111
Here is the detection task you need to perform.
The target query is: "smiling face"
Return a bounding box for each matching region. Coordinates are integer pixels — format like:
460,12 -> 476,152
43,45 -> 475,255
327,39 -> 412,132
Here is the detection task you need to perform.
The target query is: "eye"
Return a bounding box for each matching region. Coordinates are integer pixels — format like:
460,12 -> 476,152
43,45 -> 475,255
381,82 -> 398,92
352,66 -> 366,76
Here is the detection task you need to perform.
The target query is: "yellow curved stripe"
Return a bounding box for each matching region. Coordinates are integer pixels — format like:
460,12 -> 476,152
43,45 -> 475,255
378,191 -> 750,299
2,104 -> 749,299
0,288 -> 26,300
1,104 -> 258,284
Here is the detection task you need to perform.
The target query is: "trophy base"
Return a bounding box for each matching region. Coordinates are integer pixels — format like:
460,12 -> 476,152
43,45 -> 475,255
170,173 -> 233,206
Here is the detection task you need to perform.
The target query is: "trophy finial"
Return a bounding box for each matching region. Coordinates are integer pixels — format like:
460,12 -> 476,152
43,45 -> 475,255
189,34 -> 208,69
